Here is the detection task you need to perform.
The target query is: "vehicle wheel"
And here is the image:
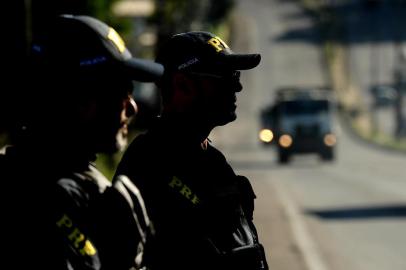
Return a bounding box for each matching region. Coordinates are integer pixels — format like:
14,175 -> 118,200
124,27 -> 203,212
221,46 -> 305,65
278,151 -> 290,164
321,148 -> 334,161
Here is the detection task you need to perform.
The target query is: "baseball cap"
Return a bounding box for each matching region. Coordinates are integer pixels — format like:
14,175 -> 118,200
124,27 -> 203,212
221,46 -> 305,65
156,31 -> 261,75
31,14 -> 163,82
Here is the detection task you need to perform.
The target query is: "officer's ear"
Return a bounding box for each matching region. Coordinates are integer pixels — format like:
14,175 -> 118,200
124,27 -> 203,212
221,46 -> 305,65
173,72 -> 196,95
170,72 -> 197,108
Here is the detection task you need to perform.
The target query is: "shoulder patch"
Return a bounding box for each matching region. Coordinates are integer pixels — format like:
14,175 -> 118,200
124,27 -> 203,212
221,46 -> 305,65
56,214 -> 97,256
168,176 -> 200,205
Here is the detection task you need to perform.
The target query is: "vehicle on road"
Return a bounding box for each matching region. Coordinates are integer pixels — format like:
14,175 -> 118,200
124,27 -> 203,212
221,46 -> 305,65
260,87 -> 337,164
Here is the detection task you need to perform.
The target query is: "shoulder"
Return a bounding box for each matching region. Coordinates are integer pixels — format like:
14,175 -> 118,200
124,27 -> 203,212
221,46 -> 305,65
58,168 -> 110,190
96,175 -> 153,269
110,175 -> 151,227
207,143 -> 226,158
119,133 -> 153,166
52,176 -> 103,269
127,133 -> 155,152
206,143 -> 233,169
55,165 -> 111,208
117,132 -> 168,176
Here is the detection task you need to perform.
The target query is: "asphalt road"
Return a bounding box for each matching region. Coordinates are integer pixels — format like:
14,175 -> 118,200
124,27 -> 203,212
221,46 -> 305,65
211,0 -> 406,270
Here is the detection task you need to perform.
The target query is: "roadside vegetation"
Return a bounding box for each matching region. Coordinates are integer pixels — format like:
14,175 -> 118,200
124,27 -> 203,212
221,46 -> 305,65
301,0 -> 406,153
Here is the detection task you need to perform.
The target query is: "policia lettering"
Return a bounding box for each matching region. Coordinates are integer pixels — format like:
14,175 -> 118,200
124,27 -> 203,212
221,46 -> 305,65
207,36 -> 229,52
56,214 -> 97,256
168,176 -> 200,205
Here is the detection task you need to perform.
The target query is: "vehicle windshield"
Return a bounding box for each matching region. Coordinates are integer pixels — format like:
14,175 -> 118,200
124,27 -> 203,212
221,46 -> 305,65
280,100 -> 329,116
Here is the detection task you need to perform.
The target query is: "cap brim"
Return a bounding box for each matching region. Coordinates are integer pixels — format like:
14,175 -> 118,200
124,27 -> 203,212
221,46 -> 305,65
222,53 -> 261,70
123,58 -> 164,82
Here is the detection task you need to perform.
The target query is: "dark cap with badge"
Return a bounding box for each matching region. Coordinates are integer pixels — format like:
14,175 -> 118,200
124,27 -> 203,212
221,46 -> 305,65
31,14 -> 163,82
156,31 -> 261,75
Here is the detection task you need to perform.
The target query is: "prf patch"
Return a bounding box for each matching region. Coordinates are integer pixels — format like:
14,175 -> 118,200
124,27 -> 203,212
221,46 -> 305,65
107,27 -> 126,53
56,214 -> 97,256
207,36 -> 230,52
168,176 -> 200,205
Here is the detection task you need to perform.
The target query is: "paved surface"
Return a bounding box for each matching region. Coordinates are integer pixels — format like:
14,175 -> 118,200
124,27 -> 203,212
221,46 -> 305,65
211,1 -> 406,270
213,0 -> 327,269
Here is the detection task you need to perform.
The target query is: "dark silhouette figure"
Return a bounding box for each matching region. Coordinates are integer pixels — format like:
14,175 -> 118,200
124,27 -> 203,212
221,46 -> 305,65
116,31 -> 268,270
0,15 -> 162,270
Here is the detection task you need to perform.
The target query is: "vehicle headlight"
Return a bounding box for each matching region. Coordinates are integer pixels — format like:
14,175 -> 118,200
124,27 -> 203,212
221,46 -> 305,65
324,133 -> 337,147
279,134 -> 293,148
259,129 -> 274,143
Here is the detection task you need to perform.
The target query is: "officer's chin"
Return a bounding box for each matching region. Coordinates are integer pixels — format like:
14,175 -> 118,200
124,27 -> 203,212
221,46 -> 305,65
216,112 -> 237,127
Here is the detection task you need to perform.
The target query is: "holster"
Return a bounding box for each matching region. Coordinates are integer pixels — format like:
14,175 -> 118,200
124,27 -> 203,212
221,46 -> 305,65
225,243 -> 269,270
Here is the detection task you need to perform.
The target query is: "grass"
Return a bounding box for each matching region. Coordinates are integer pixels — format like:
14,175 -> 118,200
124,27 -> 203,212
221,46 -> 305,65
352,120 -> 406,151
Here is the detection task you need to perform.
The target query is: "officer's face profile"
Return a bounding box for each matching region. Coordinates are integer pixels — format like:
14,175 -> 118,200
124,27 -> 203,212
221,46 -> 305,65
183,70 -> 243,126
116,93 -> 137,151
86,78 -> 137,153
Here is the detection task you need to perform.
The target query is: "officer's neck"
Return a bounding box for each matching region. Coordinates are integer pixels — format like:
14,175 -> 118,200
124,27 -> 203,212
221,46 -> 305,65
159,114 -> 213,145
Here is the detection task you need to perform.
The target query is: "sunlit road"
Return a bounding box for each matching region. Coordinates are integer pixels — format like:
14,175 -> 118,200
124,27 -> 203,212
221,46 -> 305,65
211,0 -> 406,270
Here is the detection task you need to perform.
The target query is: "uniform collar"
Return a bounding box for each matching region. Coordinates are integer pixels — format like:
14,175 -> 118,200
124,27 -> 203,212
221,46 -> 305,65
151,115 -> 212,148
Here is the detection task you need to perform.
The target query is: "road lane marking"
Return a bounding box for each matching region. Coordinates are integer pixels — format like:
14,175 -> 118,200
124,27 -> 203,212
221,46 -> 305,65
274,181 -> 329,270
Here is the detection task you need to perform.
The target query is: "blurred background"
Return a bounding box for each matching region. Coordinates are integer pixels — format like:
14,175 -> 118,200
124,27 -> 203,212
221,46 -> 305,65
2,0 -> 406,269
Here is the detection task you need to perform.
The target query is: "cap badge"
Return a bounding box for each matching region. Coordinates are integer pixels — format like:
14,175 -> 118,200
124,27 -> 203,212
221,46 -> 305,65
107,27 -> 126,53
207,36 -> 229,52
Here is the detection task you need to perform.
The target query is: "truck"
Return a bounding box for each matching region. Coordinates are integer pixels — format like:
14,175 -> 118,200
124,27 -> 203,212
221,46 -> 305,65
259,87 -> 337,164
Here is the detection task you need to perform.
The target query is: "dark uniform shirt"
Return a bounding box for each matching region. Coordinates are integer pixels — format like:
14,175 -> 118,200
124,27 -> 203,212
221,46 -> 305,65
116,117 -> 268,270
0,145 -> 152,270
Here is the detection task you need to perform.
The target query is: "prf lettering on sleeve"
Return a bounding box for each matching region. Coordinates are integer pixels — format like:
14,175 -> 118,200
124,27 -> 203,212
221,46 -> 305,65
168,176 -> 200,205
56,214 -> 97,256
207,36 -> 230,52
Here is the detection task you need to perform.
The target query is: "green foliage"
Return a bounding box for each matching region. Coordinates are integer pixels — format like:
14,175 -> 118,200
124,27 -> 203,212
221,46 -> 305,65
206,0 -> 235,25
153,0 -> 234,30
86,0 -> 113,20
86,0 -> 132,34
152,0 -> 235,52
30,0 -> 131,37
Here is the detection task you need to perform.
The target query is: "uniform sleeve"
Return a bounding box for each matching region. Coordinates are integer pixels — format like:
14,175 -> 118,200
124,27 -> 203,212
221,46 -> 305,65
93,175 -> 154,270
235,175 -> 257,221
54,178 -> 102,270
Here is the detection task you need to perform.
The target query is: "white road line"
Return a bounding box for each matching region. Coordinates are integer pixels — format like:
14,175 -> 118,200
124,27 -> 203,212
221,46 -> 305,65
274,181 -> 329,270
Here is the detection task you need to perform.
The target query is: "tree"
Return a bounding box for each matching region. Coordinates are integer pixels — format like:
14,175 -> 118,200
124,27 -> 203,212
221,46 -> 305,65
152,0 -> 235,53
